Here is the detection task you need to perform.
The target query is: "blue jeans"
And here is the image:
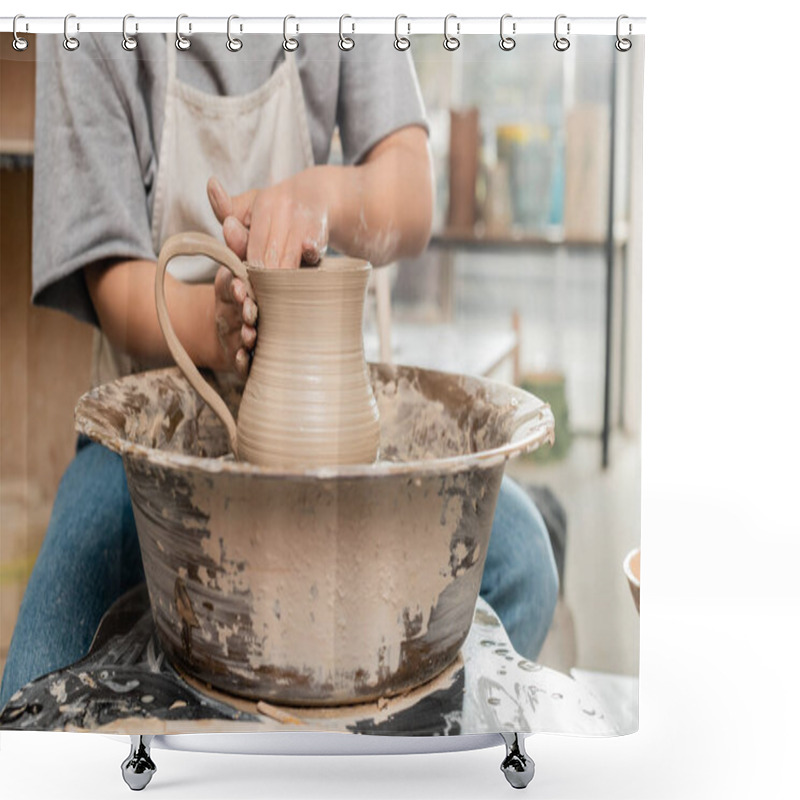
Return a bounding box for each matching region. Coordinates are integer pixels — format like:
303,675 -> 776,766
0,441 -> 557,709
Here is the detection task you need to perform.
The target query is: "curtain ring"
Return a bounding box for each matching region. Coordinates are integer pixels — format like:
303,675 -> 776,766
63,14 -> 80,51
338,14 -> 355,51
553,14 -> 570,52
227,15 -> 243,52
499,14 -> 516,51
175,14 -> 190,51
394,15 -> 410,51
12,15 -> 29,51
615,15 -> 632,52
122,14 -> 138,51
283,15 -> 299,52
443,14 -> 460,51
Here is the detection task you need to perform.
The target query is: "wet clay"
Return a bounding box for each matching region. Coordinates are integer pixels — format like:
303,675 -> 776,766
155,232 -> 380,468
76,365 -> 554,706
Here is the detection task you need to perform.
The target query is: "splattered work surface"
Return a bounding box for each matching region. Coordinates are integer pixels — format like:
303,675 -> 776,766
0,586 -> 615,737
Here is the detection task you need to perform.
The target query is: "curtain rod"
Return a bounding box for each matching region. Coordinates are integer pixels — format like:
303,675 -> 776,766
1,16 -> 646,37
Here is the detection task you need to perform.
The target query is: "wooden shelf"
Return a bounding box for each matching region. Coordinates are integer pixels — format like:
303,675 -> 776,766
0,139 -> 34,157
0,142 -> 34,171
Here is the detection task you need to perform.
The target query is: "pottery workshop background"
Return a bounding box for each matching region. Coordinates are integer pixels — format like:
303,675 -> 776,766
0,28 -> 643,733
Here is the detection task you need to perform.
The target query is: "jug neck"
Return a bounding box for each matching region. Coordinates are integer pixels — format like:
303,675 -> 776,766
247,262 -> 371,355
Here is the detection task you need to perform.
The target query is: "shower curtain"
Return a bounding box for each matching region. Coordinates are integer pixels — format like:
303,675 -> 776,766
0,15 -> 643,757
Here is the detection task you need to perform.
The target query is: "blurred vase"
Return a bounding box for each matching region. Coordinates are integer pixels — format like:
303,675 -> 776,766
496,123 -> 553,234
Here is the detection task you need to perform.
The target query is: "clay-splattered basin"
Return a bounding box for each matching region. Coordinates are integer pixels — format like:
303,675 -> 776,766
75,364 -> 554,706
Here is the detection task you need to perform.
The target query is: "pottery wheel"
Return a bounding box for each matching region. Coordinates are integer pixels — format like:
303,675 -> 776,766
0,584 -> 615,737
74,365 -> 556,706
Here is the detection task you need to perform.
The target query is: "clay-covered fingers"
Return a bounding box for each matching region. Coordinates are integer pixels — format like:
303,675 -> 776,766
214,265 -> 232,303
209,179 -> 254,261
278,230 -> 304,272
298,207 -> 328,265
241,295 -> 257,327
219,199 -> 318,269
213,266 -> 258,376
246,188 -> 329,269
240,319 -> 257,348
234,349 -> 250,377
247,197 -> 305,270
207,177 -> 257,228
214,266 -> 245,306
260,218 -> 326,270
222,216 -> 249,261
207,177 -> 233,223
301,241 -> 323,265
213,171 -> 331,269
245,191 -> 279,268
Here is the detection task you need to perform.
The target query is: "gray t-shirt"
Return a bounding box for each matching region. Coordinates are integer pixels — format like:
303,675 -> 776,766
32,33 -> 428,325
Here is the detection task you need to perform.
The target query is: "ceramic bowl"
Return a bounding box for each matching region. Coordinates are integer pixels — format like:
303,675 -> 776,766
75,364 -> 554,706
623,548 -> 641,614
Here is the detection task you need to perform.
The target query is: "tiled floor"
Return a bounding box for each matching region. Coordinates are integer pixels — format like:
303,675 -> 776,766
506,433 -> 641,678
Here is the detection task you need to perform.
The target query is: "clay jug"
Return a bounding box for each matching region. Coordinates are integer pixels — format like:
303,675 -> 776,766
155,232 -> 380,468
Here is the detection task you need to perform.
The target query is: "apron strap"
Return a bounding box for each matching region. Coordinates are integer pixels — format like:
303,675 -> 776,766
166,33 -> 177,83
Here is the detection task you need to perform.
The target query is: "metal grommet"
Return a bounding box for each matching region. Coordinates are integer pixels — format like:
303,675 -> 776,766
283,15 -> 299,52
443,14 -> 460,52
338,14 -> 355,51
553,14 -> 570,52
394,14 -> 410,51
63,14 -> 80,51
12,15 -> 29,52
175,14 -> 191,51
499,14 -> 516,51
122,14 -> 138,51
227,15 -> 243,52
615,15 -> 632,52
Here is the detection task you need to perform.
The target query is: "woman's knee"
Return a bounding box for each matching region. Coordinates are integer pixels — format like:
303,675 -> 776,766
481,477 -> 559,659
1,444 -> 142,706
45,442 -> 135,555
17,442 -> 141,635
498,478 -> 558,600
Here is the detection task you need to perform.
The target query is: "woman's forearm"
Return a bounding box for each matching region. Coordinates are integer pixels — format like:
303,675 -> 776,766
322,125 -> 433,266
85,259 -> 223,369
84,127 -> 432,367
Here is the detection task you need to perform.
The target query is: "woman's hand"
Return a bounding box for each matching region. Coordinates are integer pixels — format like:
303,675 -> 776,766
208,174 -> 328,269
208,172 -> 329,375
213,265 -> 258,377
207,125 -> 433,272
84,129 -> 431,378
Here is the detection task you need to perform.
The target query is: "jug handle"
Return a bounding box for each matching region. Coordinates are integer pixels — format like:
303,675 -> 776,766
155,232 -> 255,460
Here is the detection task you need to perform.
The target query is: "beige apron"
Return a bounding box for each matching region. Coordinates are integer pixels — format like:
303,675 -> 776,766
92,41 -> 315,385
